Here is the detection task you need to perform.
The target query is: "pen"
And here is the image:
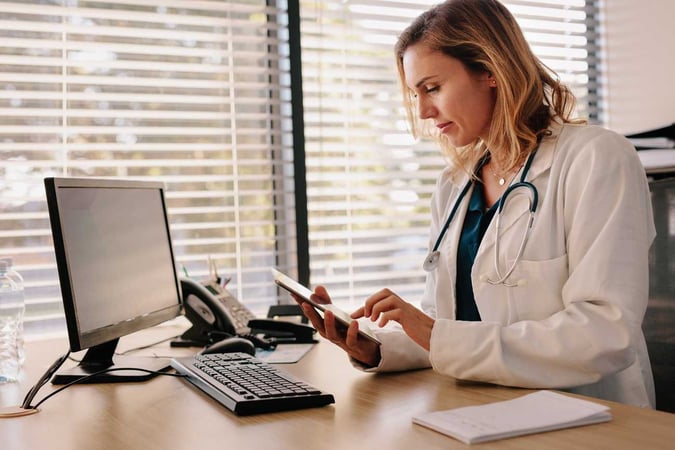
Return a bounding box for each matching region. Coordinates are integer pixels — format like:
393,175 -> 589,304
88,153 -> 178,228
220,276 -> 232,289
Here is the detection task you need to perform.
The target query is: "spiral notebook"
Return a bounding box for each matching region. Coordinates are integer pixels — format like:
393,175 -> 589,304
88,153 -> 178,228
412,390 -> 612,445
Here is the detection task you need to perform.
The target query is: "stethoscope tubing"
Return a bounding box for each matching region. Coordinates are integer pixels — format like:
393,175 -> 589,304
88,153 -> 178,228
488,184 -> 537,286
423,150 -> 539,280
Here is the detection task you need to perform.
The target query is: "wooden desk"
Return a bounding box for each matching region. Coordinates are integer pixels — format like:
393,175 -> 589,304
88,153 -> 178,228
1,323 -> 674,450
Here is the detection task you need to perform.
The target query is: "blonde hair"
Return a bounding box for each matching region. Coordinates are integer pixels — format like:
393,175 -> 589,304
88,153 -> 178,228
395,0 -> 584,174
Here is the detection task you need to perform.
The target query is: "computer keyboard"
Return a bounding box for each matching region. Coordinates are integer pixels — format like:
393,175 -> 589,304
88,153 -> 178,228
170,352 -> 335,416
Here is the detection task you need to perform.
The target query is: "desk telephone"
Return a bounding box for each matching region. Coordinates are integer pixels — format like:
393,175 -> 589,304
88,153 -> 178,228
174,277 -> 316,348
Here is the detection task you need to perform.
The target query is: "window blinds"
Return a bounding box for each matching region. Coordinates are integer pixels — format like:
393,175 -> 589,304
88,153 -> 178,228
0,0 -> 296,337
299,0 -> 602,309
0,0 -> 603,337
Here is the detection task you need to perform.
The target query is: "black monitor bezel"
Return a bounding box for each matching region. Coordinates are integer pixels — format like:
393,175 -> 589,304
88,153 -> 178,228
44,177 -> 183,353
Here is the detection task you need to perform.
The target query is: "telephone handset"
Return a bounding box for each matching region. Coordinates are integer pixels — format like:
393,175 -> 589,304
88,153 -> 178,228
175,277 -> 316,347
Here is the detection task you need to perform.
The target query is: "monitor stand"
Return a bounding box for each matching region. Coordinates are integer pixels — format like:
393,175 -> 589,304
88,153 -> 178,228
51,339 -> 171,385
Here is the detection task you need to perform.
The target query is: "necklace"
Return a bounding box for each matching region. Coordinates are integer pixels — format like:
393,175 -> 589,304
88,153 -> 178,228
486,160 -> 522,186
487,163 -> 508,186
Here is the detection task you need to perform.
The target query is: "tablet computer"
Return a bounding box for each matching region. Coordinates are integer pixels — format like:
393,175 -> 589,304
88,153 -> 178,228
271,268 -> 381,345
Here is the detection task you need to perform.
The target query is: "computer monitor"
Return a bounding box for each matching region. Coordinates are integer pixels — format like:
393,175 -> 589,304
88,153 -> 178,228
44,177 -> 183,384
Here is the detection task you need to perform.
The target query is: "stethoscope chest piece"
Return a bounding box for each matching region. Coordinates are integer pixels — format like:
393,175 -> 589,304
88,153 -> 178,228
423,250 -> 441,272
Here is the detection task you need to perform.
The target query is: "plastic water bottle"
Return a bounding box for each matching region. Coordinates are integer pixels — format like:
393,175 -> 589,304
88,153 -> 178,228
0,258 -> 25,383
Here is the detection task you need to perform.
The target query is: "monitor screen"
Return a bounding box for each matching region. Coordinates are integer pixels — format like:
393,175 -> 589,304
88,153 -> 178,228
45,177 -> 182,383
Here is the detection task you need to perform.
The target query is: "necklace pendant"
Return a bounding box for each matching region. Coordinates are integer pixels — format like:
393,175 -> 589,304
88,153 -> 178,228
498,177 -> 505,186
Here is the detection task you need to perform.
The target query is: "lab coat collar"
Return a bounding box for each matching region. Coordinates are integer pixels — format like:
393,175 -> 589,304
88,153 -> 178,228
523,120 -> 561,183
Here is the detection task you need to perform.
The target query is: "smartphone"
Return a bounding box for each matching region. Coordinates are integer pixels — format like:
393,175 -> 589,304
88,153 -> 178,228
271,268 -> 381,345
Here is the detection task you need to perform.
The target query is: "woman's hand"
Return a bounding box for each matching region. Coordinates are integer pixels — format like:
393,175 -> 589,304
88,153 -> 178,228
352,288 -> 434,351
298,285 -> 381,367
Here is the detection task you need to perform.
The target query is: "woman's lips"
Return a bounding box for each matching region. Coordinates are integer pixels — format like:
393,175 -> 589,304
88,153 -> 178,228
436,121 -> 454,133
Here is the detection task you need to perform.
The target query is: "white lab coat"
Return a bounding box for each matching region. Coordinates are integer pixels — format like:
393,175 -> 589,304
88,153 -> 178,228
362,122 -> 656,408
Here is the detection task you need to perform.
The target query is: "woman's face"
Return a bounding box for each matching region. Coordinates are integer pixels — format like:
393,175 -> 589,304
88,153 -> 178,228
402,43 -> 496,147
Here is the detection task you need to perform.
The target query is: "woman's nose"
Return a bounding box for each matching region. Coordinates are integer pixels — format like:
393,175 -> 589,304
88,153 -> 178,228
417,96 -> 436,120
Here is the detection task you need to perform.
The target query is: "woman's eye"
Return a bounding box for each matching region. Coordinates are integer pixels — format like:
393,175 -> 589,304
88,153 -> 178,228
425,86 -> 439,94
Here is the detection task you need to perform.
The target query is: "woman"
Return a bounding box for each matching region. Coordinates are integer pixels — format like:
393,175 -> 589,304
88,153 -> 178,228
300,0 -> 656,408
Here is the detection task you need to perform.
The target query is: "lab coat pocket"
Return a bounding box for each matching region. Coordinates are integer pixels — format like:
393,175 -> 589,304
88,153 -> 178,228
504,254 -> 568,321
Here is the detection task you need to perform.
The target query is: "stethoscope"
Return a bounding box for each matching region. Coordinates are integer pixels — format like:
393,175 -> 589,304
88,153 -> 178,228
423,150 -> 539,287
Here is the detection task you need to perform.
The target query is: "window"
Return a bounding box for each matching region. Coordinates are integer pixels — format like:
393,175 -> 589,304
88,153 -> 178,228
0,0 -> 296,337
0,0 -> 603,338
299,0 -> 602,309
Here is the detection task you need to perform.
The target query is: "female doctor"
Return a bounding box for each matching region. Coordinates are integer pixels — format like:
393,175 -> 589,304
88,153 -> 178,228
300,0 -> 656,408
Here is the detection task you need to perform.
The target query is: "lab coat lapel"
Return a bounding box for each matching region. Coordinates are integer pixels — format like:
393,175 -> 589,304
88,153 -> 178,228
442,176 -> 475,288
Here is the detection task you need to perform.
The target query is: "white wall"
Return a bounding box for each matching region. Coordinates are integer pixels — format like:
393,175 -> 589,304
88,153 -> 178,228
602,0 -> 675,134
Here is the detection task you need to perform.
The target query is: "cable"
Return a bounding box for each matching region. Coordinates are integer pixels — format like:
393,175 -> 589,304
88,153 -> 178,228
21,351 -> 70,409
15,334 -> 188,413
28,367 -> 186,410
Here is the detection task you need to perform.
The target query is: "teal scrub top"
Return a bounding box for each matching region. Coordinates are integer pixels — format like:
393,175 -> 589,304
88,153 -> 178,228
455,182 -> 497,321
